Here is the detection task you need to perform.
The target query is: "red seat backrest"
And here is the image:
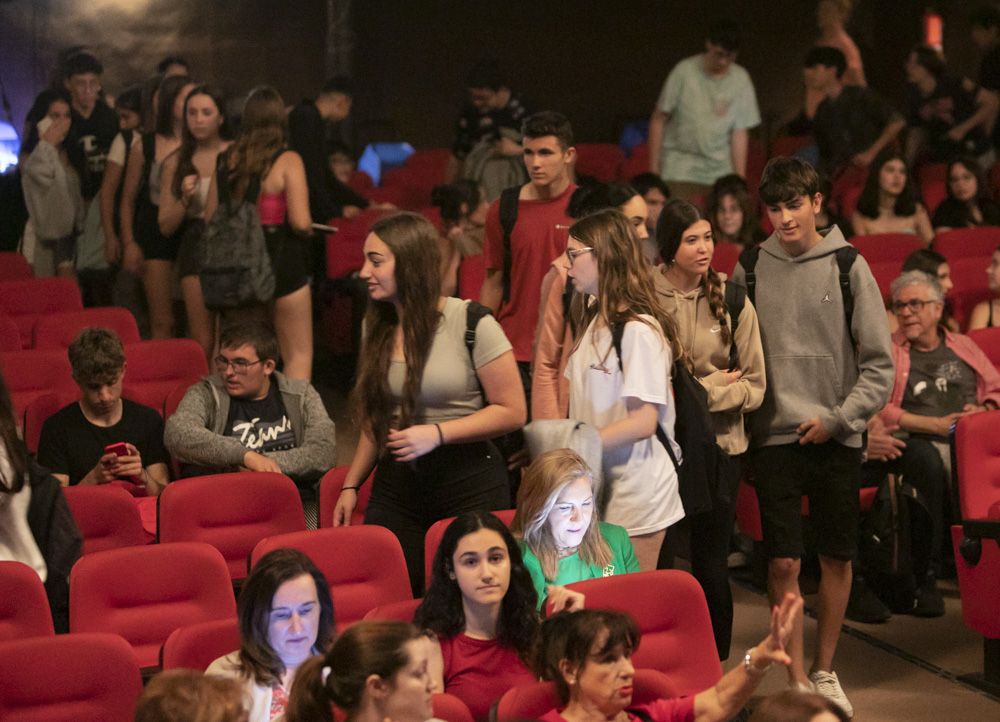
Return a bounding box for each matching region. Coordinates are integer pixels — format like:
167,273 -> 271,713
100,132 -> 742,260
160,617 -> 241,672
326,208 -> 395,278
318,465 -> 373,527
0,561 -> 55,641
0,252 -> 33,281
22,391 -> 63,455
33,307 -> 141,350
866,259 -> 903,305
619,143 -> 650,181
0,350 -> 76,429
949,255 -> 993,330
968,327 -> 1000,369
158,472 -> 306,580
560,570 -> 722,695
458,254 -> 486,301
63,485 -> 150,555
496,669 -> 676,722
574,143 -> 624,183
934,227 -> 1000,260
849,233 -> 925,264
69,541 -> 237,669
769,135 -> 813,159
0,314 -> 20,351
252,526 -> 412,630
433,692 -> 476,722
954,410 -> 1000,520
711,242 -> 741,276
122,339 -> 208,415
0,277 -> 83,347
424,510 -> 517,589
0,633 -> 142,722
363,597 -> 421,623
921,179 -> 947,216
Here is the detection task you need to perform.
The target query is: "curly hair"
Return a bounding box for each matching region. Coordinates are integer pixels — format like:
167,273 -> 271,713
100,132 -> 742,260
414,511 -> 539,663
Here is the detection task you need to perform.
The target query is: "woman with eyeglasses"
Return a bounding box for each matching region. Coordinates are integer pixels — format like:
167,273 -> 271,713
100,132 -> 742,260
563,208 -> 685,572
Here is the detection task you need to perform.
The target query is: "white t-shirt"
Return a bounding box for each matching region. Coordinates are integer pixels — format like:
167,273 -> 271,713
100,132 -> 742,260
0,444 -> 47,582
565,316 -> 684,535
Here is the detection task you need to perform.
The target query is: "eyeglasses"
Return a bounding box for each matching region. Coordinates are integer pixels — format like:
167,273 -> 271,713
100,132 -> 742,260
891,299 -> 939,314
565,247 -> 594,265
214,355 -> 263,374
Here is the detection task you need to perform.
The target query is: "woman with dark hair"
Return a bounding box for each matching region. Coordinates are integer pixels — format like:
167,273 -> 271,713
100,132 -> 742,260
706,174 -> 766,249
0,370 -> 81,633
654,198 -> 766,659
532,182 -> 651,420
332,213 -> 525,593
206,548 -> 335,722
120,74 -> 195,338
969,246 -> 1000,330
285,621 -> 434,722
204,85 -> 314,379
748,689 -> 849,722
931,155 -> 1000,233
512,449 -> 639,609
535,597 -> 801,722
99,85 -> 144,269
159,85 -> 231,363
414,511 -> 581,721
20,88 -> 82,278
904,44 -> 997,164
564,209 -> 683,571
851,149 -> 933,245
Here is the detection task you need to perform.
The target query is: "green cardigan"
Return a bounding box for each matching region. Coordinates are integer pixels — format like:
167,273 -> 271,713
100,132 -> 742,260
519,522 -> 640,609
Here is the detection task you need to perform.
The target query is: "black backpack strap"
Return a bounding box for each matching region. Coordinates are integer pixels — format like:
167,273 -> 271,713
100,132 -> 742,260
835,245 -> 859,346
737,244 -> 761,308
215,150 -> 232,209
136,131 -> 156,200
465,301 -> 493,403
499,185 -> 521,304
610,321 -> 680,473
724,281 -> 746,371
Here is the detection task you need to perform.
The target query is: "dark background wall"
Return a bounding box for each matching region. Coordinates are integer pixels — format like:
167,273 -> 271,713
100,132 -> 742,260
0,0 -> 990,150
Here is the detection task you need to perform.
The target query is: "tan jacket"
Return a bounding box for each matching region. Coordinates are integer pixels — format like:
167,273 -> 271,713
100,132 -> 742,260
531,260 -> 574,420
655,268 -> 766,455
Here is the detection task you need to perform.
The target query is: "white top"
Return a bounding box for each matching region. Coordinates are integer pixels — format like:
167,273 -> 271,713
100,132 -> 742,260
566,316 -> 684,535
189,176 -> 212,218
0,444 -> 47,582
206,651 -> 273,722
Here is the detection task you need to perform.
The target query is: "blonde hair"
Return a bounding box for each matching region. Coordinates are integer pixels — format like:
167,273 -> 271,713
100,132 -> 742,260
512,449 -> 611,581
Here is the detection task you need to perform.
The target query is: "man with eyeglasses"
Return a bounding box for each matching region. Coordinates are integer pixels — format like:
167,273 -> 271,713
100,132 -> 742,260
165,321 -> 336,483
865,270 -> 1000,617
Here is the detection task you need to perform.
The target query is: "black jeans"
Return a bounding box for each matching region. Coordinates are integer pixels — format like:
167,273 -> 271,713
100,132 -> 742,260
365,440 -> 509,594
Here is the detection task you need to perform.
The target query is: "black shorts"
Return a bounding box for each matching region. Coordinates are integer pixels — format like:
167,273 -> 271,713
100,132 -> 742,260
175,219 -> 206,278
748,441 -> 862,561
264,225 -> 310,298
135,199 -> 181,261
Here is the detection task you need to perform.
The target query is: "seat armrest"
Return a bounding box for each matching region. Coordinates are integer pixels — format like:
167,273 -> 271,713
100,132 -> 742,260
962,519 -> 1000,542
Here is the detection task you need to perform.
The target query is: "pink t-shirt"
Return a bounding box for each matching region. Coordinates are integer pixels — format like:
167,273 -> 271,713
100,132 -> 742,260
439,633 -> 536,722
539,697 -> 695,722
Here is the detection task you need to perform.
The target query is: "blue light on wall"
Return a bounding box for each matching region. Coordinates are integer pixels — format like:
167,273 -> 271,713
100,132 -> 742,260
0,121 -> 19,174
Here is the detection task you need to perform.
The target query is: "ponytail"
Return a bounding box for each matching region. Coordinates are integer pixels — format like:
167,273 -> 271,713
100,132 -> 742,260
702,267 -> 731,345
284,655 -> 334,722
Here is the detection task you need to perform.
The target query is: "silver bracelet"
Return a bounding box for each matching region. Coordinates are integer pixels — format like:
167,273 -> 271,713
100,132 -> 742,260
743,647 -> 772,676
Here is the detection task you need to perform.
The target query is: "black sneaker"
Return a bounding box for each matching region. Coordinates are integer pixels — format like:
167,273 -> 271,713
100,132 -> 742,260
846,576 -> 891,623
912,572 -> 945,618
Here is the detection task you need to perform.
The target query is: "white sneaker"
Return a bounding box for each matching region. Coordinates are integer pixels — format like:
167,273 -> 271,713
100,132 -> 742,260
790,680 -> 815,694
809,670 -> 854,718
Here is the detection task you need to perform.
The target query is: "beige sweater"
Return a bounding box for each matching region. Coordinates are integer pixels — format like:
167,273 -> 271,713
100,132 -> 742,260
655,269 -> 766,455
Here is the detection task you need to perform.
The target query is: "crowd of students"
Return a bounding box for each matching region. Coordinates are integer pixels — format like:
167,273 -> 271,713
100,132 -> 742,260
5,3 -> 1000,721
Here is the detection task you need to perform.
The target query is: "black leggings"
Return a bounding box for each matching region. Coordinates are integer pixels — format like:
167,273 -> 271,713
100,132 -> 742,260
365,440 -> 509,594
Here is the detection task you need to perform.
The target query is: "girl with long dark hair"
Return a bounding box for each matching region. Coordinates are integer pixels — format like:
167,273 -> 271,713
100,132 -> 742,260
851,149 -> 933,245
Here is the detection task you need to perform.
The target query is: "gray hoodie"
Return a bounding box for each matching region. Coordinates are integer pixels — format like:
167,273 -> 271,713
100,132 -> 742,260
730,225 -> 893,448
164,371 -> 336,481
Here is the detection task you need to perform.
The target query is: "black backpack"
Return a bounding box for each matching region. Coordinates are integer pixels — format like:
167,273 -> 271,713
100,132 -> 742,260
860,471 -> 918,612
611,321 -> 720,516
198,151 -> 277,310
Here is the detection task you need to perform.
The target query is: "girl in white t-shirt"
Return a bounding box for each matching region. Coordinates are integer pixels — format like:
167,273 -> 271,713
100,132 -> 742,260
564,208 -> 684,571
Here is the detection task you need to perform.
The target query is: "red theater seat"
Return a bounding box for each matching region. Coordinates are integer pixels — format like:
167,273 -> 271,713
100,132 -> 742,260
769,135 -> 813,159
423,509 -> 516,589
22,391 -> 62,455
557,571 -> 722,695
0,633 -> 142,722
712,242 -> 741,276
0,277 -> 82,348
251,526 -> 412,630
949,256 -> 993,330
496,669 -> 676,722
161,618 -> 240,672
32,307 -> 140,350
318,465 -> 373,527
0,350 -> 75,431
69,541 -> 236,669
122,339 -> 208,415
849,233 -> 925,264
0,314 -> 20,351
326,208 -> 395,279
158,472 -> 305,580
0,561 -> 54,641
968,327 -> 1000,369
0,251 -> 33,281
458,254 -> 486,301
935,227 -> 1000,260
63,485 -> 150,555
619,143 -> 650,180
363,597 -> 421,623
575,143 -> 624,182
432,693 -> 476,722
866,258 -> 903,304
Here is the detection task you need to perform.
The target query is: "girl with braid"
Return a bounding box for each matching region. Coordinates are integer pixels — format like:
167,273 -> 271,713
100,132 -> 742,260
655,198 -> 766,660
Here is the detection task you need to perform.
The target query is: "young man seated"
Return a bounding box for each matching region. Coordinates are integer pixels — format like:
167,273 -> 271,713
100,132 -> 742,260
37,328 -> 169,495
164,321 -> 336,485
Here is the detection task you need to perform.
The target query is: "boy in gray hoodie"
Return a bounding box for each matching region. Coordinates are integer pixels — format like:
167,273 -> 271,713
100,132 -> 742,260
730,157 -> 893,718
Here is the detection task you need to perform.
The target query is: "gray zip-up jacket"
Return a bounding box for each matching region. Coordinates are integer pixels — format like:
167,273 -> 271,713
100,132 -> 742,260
730,225 -> 894,448
164,372 -> 336,481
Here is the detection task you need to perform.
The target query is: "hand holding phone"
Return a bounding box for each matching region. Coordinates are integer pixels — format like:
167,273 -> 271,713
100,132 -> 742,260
102,442 -> 143,485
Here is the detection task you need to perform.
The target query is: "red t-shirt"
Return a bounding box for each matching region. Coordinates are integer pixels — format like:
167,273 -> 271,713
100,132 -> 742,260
539,697 -> 695,722
440,633 -> 536,722
483,183 -> 576,362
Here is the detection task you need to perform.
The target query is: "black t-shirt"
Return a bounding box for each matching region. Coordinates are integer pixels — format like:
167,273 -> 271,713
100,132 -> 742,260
906,75 -> 989,160
452,92 -> 531,160
902,341 -> 978,438
979,46 -> 1000,147
66,101 -> 119,200
37,399 -> 168,485
814,85 -> 896,173
930,196 -> 1000,229
224,382 -> 297,454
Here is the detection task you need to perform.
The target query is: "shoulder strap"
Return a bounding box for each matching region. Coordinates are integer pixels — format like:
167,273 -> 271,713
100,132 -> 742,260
724,281 -> 746,371
499,185 -> 521,304
737,244 -> 762,308
245,148 -> 288,206
835,245 -> 859,346
465,301 -> 493,403
626,708 -> 655,722
610,321 -> 680,474
215,150 -> 232,209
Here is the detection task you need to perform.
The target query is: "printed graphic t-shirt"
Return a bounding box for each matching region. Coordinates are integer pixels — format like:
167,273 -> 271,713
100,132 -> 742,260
224,383 -> 297,453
